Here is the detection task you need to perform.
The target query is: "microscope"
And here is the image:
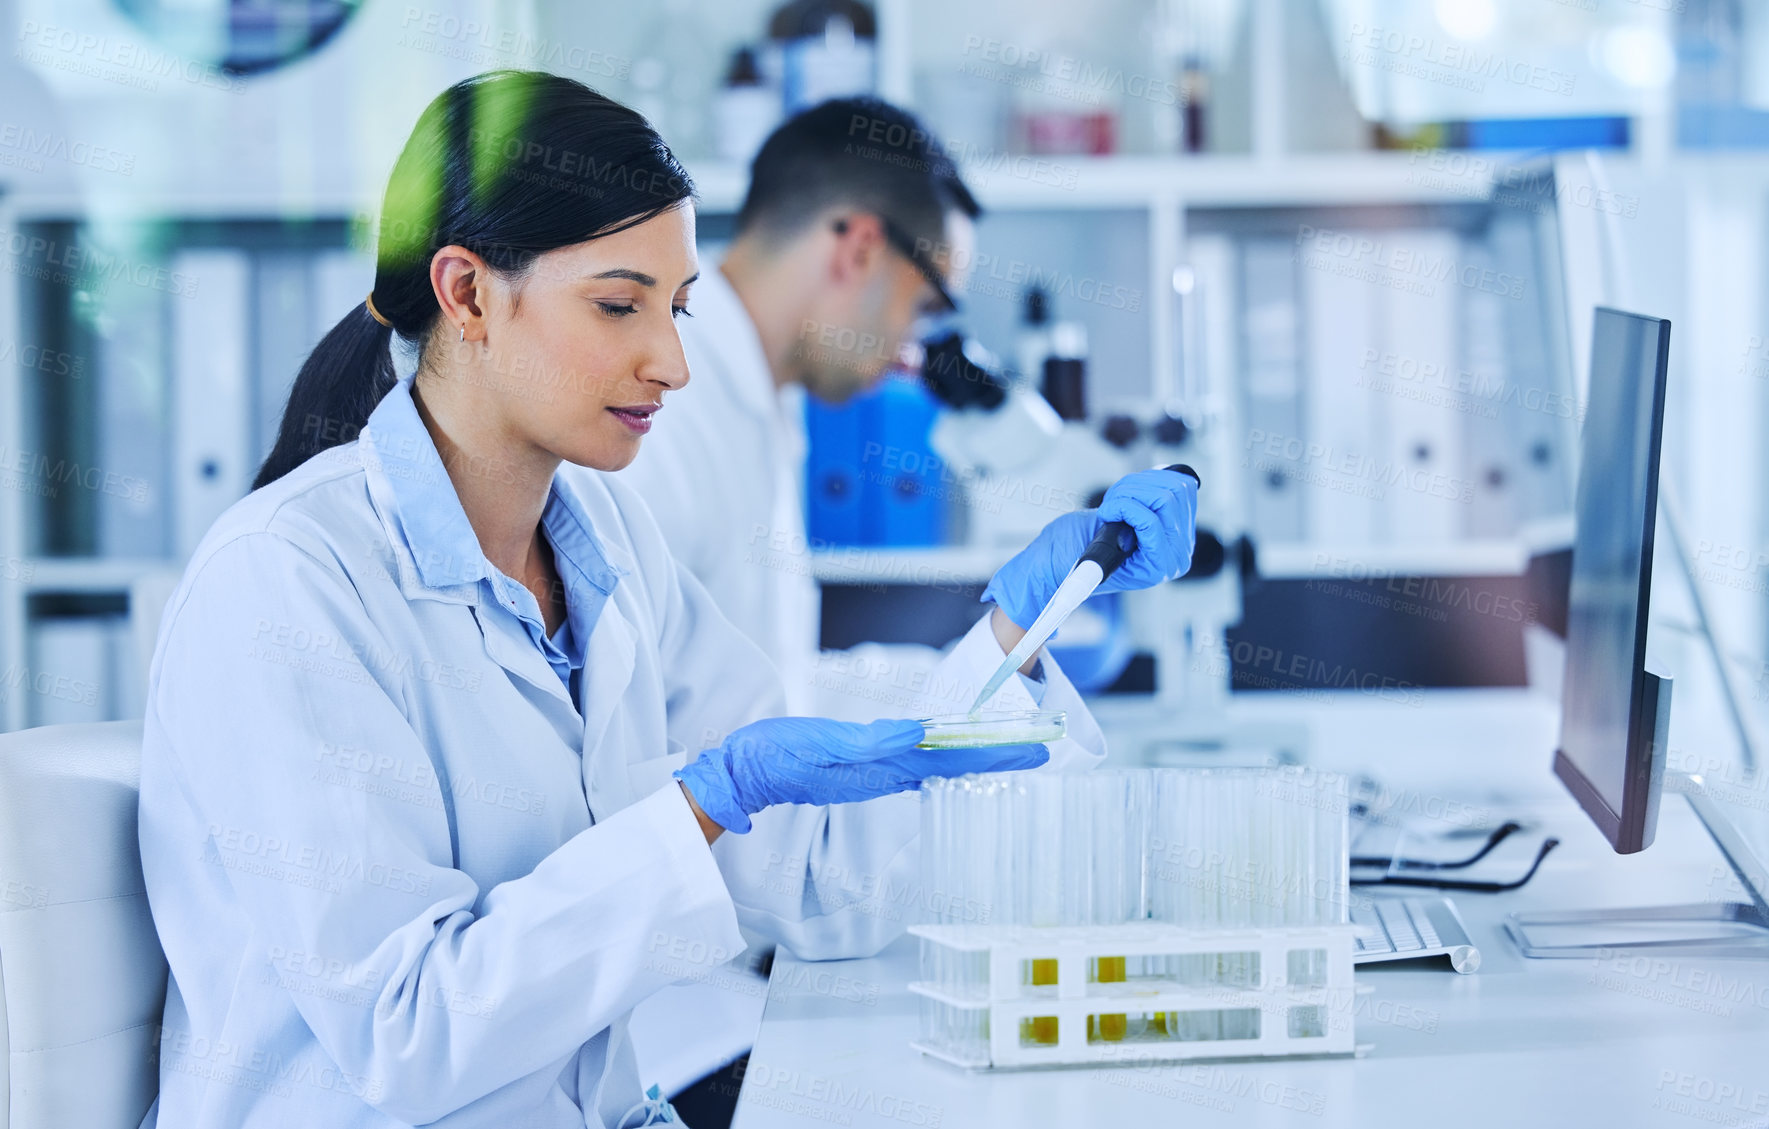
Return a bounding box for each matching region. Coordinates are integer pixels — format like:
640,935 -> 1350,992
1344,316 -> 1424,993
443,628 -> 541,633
916,329 -> 1266,763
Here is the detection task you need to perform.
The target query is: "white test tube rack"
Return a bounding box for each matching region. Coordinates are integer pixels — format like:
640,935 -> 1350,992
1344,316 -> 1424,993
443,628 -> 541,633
908,920 -> 1358,1070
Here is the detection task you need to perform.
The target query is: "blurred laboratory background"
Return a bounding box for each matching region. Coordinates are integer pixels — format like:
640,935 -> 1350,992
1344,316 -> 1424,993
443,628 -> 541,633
1,0 -> 1766,791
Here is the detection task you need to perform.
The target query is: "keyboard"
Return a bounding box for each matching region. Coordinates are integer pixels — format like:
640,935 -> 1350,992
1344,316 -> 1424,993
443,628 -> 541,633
1351,895 -> 1481,973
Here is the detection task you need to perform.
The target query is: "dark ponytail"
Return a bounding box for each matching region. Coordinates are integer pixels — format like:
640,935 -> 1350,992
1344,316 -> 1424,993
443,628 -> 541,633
253,69 -> 695,489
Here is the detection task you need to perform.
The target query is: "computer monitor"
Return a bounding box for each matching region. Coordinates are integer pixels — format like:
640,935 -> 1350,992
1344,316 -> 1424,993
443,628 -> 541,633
1553,307 -> 1671,854
1509,305 -> 1767,958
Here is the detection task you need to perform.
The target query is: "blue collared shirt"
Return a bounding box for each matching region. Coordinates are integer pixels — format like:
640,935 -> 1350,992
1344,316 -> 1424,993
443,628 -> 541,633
367,376 -> 617,700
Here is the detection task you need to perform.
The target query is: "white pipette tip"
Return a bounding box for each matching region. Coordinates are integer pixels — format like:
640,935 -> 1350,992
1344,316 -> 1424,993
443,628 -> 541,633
966,561 -> 1104,719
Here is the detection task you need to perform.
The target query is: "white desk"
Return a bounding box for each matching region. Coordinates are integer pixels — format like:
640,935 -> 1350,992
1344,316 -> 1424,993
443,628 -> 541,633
730,690 -> 1769,1129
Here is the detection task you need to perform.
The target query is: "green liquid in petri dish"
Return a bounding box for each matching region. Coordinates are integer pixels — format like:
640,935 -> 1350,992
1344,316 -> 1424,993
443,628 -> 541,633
916,710 -> 1066,749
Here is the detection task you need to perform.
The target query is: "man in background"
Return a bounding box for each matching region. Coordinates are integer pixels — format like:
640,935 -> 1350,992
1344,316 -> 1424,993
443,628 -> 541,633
620,97 -> 979,714
615,98 -> 1107,1127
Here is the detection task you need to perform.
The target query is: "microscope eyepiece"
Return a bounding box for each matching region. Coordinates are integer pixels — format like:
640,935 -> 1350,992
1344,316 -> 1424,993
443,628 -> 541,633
918,331 -> 1009,411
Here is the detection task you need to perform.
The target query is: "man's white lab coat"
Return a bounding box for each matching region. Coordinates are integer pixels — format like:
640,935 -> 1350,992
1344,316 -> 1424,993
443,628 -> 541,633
619,265 -> 825,712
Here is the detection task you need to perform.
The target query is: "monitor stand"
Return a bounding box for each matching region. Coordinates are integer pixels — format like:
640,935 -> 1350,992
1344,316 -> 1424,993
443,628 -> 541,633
1506,772 -> 1769,958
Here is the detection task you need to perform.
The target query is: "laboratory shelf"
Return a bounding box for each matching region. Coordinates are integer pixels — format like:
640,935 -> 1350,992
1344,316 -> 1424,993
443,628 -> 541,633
14,558 -> 178,593
809,544 -> 1012,586
3,150 -> 1675,225
686,151 -> 1530,214
1,186 -> 370,224
5,149 -> 1751,226
1254,540 -> 1538,579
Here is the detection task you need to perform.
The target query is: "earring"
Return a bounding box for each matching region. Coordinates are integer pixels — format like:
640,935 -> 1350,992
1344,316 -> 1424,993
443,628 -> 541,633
459,323 -> 465,343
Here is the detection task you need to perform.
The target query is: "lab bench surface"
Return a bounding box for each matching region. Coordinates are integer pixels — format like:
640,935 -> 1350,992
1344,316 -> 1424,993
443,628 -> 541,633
730,692 -> 1769,1129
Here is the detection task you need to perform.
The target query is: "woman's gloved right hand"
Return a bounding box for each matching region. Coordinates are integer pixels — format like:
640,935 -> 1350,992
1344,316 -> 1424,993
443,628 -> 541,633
674,717 -> 1048,833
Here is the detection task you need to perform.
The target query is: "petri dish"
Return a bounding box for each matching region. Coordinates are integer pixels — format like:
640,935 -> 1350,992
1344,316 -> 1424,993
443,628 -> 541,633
916,709 -> 1066,749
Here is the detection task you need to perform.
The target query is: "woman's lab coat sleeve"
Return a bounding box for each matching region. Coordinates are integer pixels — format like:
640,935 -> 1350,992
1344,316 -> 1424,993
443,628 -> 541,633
647,550 -> 921,961
144,533 -> 744,1125
646,514 -> 1105,959
707,614 -> 1105,960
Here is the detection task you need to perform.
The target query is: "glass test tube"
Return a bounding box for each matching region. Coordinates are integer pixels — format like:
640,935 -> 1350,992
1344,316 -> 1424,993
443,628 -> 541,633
1091,771 -> 1141,1042
919,766 -> 1355,1056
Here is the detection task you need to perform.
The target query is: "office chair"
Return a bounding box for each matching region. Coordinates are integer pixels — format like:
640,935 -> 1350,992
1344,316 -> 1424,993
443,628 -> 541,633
0,721 -> 164,1129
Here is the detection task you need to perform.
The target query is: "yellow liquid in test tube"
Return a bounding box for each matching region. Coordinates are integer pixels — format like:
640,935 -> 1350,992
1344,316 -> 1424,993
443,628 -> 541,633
1021,959 -> 1059,1045
1090,956 -> 1127,1041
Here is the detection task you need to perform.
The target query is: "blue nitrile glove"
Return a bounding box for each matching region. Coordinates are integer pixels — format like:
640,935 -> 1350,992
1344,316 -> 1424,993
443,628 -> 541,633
674,717 -> 1049,834
982,467 -> 1200,630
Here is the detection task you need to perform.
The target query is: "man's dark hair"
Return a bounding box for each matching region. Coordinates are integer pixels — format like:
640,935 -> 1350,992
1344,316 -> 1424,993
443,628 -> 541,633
735,97 -> 980,250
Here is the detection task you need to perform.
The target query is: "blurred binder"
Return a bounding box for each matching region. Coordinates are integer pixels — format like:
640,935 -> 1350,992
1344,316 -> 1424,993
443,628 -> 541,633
27,615 -> 124,726
170,249 -> 251,557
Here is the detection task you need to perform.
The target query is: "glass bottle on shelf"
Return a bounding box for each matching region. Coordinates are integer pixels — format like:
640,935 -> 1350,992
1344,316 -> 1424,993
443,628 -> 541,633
1181,55 -> 1210,153
628,0 -> 719,159
1144,0 -> 1245,154
766,0 -> 877,113
714,46 -> 782,164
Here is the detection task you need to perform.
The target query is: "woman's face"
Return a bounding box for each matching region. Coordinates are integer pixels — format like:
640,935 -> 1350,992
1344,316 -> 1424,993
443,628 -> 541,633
436,203 -> 700,474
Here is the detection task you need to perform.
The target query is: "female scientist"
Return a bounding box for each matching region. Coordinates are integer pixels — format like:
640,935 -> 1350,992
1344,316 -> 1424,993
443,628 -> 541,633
137,71 -> 1198,1129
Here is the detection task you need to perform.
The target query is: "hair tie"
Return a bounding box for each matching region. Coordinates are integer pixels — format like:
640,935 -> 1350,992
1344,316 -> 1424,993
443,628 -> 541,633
364,292 -> 393,329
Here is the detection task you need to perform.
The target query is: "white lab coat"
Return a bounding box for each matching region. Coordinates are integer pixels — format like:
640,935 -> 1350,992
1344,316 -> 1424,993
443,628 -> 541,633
139,376 -> 1103,1128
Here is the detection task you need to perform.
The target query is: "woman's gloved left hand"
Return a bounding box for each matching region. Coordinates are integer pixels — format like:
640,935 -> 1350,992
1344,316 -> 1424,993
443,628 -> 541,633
982,467 -> 1200,630
675,716 -> 1048,834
